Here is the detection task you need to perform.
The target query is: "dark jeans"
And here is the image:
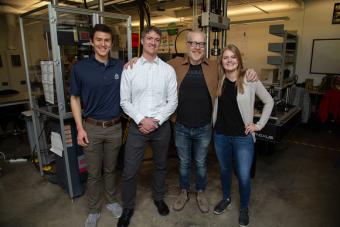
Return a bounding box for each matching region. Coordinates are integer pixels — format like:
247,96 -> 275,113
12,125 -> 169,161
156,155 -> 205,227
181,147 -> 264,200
83,121 -> 122,214
174,122 -> 212,191
214,132 -> 254,209
122,121 -> 171,209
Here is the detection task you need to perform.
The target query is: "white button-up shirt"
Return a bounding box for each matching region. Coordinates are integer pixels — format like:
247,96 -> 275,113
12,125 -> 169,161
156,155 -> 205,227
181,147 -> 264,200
120,56 -> 178,125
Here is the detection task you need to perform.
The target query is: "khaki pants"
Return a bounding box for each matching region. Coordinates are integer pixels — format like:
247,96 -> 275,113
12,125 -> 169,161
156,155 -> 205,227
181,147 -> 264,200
83,121 -> 122,214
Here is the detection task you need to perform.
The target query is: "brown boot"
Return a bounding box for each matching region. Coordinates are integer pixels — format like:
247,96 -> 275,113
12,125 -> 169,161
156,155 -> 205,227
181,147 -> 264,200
173,189 -> 189,211
196,190 -> 209,213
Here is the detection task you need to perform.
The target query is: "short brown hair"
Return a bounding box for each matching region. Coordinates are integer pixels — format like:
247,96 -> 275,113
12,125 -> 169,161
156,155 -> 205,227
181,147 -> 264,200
141,26 -> 162,40
90,24 -> 113,41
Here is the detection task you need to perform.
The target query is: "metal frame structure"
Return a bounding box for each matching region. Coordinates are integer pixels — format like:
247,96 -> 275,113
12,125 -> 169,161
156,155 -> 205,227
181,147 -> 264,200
267,24 -> 298,101
20,3 -> 132,198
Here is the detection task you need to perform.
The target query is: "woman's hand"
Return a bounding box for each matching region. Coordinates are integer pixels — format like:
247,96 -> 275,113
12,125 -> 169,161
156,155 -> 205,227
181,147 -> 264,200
245,123 -> 259,135
245,69 -> 258,82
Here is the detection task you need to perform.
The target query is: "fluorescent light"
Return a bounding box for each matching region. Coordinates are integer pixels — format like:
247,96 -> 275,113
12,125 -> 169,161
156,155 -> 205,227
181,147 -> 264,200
230,16 -> 290,25
228,1 -> 301,16
67,0 -> 95,3
131,17 -> 187,27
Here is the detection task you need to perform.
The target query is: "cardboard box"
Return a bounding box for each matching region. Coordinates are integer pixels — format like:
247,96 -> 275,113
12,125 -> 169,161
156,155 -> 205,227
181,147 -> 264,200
260,68 -> 279,84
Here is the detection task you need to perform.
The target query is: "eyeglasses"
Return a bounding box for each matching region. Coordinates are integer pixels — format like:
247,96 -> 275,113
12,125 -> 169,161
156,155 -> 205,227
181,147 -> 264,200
187,41 -> 206,48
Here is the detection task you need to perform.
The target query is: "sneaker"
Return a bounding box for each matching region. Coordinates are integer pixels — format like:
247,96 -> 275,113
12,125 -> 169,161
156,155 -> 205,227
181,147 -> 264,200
85,213 -> 100,227
213,198 -> 231,215
239,207 -> 249,227
106,202 -> 123,218
173,189 -> 190,211
196,190 -> 209,213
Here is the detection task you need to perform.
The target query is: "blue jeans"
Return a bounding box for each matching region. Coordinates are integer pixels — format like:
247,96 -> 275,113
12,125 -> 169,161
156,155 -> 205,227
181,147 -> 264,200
214,132 -> 254,209
174,122 -> 212,191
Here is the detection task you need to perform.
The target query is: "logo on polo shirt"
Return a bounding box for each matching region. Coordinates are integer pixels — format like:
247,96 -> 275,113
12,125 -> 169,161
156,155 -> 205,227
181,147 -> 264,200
114,73 -> 119,80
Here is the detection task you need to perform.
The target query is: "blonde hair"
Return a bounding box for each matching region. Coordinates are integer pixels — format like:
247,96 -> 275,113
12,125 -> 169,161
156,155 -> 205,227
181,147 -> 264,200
217,44 -> 246,96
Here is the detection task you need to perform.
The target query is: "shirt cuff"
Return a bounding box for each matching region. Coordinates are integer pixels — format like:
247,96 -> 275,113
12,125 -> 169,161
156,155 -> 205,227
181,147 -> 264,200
134,114 -> 145,125
154,115 -> 164,125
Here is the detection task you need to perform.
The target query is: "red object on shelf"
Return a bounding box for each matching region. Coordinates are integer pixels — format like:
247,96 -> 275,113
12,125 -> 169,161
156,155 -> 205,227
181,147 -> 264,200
132,33 -> 139,48
319,89 -> 340,124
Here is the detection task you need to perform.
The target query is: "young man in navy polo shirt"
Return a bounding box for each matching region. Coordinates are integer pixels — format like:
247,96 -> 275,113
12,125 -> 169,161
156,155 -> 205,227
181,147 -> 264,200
70,24 -> 123,227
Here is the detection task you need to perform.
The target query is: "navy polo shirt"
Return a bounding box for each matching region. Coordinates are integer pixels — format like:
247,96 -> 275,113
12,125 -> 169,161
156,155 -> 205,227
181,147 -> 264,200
70,55 -> 123,120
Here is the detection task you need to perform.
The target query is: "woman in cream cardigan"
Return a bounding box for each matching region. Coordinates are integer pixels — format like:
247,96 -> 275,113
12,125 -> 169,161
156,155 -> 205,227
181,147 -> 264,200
212,44 -> 274,227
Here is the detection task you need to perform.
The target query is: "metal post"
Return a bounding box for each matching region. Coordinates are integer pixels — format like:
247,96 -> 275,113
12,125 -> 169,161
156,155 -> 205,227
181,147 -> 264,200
127,16 -> 132,60
48,4 -> 74,198
221,0 -> 228,48
99,0 -> 104,23
92,13 -> 99,26
193,0 -> 199,30
51,0 -> 58,5
19,17 -> 44,176
205,0 -> 211,58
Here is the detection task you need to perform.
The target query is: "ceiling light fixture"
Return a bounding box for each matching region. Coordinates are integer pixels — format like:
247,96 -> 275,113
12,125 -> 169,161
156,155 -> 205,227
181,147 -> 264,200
131,16 -> 185,27
230,16 -> 289,25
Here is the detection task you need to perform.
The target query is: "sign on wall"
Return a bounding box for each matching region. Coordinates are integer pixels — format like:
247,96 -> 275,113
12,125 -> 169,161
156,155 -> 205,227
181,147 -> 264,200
332,3 -> 340,24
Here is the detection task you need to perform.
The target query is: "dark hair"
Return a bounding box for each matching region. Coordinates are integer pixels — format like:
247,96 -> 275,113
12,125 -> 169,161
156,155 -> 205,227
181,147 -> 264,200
141,26 -> 162,40
90,24 -> 113,41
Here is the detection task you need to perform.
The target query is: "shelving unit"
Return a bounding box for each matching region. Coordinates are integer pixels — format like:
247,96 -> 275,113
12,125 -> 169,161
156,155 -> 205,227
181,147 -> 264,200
19,3 -> 132,199
254,24 -> 301,143
267,24 -> 298,100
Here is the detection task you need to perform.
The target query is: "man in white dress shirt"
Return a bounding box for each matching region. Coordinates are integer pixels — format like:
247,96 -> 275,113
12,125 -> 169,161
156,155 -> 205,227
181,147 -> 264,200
118,26 -> 178,227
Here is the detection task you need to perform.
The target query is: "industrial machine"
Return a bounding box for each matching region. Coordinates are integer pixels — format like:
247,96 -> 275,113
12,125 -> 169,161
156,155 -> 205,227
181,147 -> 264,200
19,3 -> 132,198
198,0 -> 229,57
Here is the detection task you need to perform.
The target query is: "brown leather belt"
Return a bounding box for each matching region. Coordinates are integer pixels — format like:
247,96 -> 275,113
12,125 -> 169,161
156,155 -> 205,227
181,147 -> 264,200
85,117 -> 121,128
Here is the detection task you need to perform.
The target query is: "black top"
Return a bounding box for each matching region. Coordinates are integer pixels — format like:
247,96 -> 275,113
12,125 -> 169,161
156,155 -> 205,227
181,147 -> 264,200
176,64 -> 212,127
215,78 -> 246,136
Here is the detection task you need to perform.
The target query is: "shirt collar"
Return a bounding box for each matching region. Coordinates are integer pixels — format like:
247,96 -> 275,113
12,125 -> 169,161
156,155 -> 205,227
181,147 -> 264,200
181,56 -> 209,65
140,55 -> 160,65
90,54 -> 117,67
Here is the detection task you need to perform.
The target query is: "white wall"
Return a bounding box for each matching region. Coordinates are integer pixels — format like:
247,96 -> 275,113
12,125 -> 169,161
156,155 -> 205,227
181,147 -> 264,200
0,14 -> 26,91
296,0 -> 340,85
0,15 -> 10,89
227,0 -> 340,85
0,13 -> 51,92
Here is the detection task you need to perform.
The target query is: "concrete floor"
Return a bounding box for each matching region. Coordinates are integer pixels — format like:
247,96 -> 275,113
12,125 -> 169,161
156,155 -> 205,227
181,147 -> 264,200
0,124 -> 339,227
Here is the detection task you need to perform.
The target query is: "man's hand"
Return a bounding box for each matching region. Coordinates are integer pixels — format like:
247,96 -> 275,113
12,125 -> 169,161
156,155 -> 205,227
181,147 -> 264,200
138,117 -> 159,134
124,57 -> 138,69
77,128 -> 89,147
245,123 -> 259,135
245,69 -> 258,82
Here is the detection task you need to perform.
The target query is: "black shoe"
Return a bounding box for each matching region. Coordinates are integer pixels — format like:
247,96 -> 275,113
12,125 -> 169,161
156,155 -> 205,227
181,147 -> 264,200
117,208 -> 134,227
239,207 -> 249,227
213,198 -> 231,215
154,200 -> 169,216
